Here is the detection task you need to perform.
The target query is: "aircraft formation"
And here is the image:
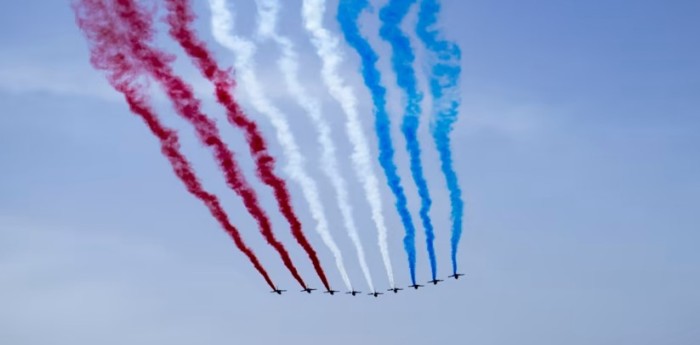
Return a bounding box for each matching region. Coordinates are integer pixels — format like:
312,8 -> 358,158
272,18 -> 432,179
73,0 -> 464,297
270,273 -> 464,298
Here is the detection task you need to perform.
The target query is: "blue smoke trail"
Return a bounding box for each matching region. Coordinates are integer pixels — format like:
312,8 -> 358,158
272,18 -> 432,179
337,0 -> 419,285
416,0 -> 464,275
379,0 -> 438,281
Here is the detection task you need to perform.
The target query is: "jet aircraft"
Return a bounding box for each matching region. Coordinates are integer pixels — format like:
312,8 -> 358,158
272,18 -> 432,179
271,288 -> 286,295
368,291 -> 383,298
324,289 -> 339,295
387,287 -> 403,294
427,279 -> 444,285
448,273 -> 465,280
408,284 -> 423,290
301,288 -> 316,294
346,290 -> 362,296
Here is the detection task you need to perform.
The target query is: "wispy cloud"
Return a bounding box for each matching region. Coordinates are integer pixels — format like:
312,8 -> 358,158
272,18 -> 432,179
0,54 -> 216,103
461,93 -> 557,140
0,57 -> 118,100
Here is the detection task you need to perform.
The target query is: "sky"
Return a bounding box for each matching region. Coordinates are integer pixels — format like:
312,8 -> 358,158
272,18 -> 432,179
1,0 -> 699,344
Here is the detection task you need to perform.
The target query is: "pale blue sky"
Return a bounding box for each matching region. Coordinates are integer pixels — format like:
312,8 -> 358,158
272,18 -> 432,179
1,0 -> 699,344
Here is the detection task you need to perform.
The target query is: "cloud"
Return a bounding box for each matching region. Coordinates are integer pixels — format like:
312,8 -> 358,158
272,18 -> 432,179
0,55 -> 119,101
459,93 -> 558,140
0,216 -> 173,343
0,52 -> 218,104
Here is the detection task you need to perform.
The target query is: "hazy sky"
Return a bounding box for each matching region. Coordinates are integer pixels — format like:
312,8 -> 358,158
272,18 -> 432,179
1,0 -> 699,344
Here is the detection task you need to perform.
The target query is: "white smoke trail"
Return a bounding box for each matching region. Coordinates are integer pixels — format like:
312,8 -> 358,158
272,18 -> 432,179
208,0 -> 352,291
255,0 -> 375,292
301,0 -> 395,288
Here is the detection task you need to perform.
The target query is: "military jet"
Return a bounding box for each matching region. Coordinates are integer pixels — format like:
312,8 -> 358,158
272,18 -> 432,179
427,279 -> 444,285
448,273 -> 465,280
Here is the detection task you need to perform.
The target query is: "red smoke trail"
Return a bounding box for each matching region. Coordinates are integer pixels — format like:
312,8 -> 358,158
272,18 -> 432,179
162,0 -> 332,290
72,0 -> 276,290
105,0 -> 310,289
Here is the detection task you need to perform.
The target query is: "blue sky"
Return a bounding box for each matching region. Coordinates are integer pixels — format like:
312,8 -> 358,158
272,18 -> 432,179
1,0 -> 699,344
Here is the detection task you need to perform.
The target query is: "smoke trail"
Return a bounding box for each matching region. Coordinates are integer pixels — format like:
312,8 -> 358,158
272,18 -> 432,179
110,0 -> 311,289
415,0 -> 464,275
205,0 -> 351,291
72,0 -> 276,290
255,0 -> 375,292
337,0 -> 419,286
301,0 -> 396,288
379,0 -> 438,281
163,0 -> 331,291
